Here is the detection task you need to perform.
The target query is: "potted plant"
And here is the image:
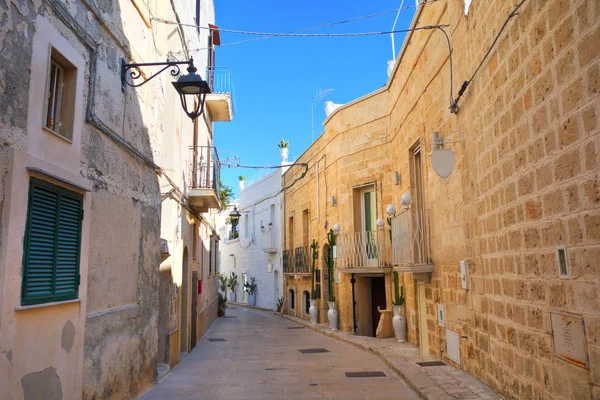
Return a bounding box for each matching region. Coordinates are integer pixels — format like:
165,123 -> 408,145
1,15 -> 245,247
309,239 -> 319,324
392,271 -> 407,342
244,276 -> 257,306
268,222 -> 273,229
238,175 -> 245,190
277,139 -> 289,161
276,297 -> 283,313
218,274 -> 227,297
218,292 -> 227,317
326,229 -> 338,330
228,272 -> 238,302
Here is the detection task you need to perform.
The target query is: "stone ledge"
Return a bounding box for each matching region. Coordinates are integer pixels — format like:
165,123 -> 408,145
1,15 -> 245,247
283,314 -> 502,400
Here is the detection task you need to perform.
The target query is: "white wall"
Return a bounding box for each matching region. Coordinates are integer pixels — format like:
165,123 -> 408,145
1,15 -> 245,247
219,170 -> 283,310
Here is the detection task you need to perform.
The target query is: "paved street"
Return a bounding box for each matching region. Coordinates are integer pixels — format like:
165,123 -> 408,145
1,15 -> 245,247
140,305 -> 419,400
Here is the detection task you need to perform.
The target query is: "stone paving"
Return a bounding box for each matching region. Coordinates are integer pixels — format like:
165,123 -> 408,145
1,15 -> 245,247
139,305 -> 420,399
283,314 -> 502,400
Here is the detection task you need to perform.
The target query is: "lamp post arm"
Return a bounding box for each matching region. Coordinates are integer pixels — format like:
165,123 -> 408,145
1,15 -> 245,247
121,58 -> 193,91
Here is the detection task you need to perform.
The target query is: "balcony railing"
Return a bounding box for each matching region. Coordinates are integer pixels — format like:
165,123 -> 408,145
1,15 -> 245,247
189,146 -> 220,192
283,246 -> 312,274
391,209 -> 430,266
206,66 -> 235,120
337,230 -> 392,269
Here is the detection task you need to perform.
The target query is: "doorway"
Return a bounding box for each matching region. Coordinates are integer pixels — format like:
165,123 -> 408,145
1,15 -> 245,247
180,247 -> 189,353
191,271 -> 198,349
370,277 -> 386,337
417,281 -> 429,355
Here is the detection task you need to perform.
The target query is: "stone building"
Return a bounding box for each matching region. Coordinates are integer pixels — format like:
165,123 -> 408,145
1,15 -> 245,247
0,0 -> 230,398
283,1 -> 600,399
218,160 -> 285,311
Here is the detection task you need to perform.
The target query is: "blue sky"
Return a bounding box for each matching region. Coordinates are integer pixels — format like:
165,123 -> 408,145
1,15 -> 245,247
212,0 -> 416,194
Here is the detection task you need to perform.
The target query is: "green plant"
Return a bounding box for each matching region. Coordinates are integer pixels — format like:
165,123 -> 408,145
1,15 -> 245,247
218,292 -> 227,317
310,239 -> 319,299
277,139 -> 289,149
238,175 -> 245,181
244,276 -> 257,295
326,229 -> 336,302
219,182 -> 234,208
393,271 -> 405,306
228,272 -> 238,291
276,297 -> 284,312
218,274 -> 227,292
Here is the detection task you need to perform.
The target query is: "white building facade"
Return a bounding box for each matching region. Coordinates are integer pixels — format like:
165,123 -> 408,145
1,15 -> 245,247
219,170 -> 283,310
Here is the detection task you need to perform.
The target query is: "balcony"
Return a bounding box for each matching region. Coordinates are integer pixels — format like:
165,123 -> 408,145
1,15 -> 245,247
205,66 -> 235,122
187,146 -> 221,212
262,227 -> 278,253
336,230 -> 393,273
283,246 -> 311,275
391,209 -> 434,274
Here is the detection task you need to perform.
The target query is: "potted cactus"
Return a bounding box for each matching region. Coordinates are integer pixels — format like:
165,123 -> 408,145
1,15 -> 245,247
277,140 -> 289,161
326,229 -> 338,330
228,272 -> 238,302
244,276 -> 257,306
392,271 -> 407,342
238,176 -> 245,191
218,274 -> 227,297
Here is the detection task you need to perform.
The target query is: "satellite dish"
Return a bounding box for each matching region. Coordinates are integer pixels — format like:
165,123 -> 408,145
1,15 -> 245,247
431,149 -> 455,179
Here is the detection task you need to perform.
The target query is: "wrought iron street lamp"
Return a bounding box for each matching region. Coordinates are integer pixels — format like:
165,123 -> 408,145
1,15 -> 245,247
229,206 -> 241,238
121,58 -> 211,120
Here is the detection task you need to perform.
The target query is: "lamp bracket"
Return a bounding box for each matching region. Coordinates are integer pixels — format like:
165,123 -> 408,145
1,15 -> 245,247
121,58 -> 192,92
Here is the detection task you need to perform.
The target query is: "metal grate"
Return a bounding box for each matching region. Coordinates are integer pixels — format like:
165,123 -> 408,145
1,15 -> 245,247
208,338 -> 227,342
345,371 -> 386,378
416,361 -> 446,367
287,326 -> 305,329
298,348 -> 330,354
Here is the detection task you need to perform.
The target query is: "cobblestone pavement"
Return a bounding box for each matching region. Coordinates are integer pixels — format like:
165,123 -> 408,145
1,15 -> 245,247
139,305 -> 420,400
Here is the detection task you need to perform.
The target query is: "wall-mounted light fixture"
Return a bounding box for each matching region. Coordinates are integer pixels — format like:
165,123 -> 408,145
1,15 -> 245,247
386,204 -> 397,217
331,195 -> 336,207
393,171 -> 401,185
121,58 -> 211,120
376,218 -> 385,229
401,193 -> 412,209
333,223 -> 341,234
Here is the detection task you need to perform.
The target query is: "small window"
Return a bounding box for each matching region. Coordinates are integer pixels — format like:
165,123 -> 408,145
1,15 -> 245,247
556,246 -> 570,279
44,47 -> 77,141
21,178 -> 83,305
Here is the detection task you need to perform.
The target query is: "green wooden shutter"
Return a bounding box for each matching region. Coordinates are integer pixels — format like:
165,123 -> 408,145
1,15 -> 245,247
21,178 -> 83,305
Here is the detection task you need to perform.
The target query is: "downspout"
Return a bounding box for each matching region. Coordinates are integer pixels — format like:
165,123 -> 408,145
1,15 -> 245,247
351,273 -> 357,333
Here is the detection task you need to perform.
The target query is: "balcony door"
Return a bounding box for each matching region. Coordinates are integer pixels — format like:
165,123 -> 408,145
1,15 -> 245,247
409,141 -> 428,264
360,186 -> 377,266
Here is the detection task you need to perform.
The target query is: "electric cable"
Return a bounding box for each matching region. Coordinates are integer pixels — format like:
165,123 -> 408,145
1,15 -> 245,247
451,0 -> 528,113
220,162 -> 309,194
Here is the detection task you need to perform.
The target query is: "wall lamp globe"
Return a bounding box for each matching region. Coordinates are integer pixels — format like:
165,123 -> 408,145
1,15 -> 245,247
401,193 -> 412,207
121,57 -> 211,120
386,204 -> 397,217
376,218 -> 385,228
333,224 -> 341,234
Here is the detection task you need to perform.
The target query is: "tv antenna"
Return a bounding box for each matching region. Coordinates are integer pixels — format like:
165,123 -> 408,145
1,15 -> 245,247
311,88 -> 334,141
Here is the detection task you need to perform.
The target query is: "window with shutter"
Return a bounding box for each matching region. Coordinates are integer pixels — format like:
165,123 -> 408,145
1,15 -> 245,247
21,178 -> 83,305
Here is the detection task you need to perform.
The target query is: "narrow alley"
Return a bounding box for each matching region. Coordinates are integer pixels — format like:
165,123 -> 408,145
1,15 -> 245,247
139,306 -> 419,400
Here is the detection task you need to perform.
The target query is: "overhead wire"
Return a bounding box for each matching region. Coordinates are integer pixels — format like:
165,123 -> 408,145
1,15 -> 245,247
451,0 -> 528,113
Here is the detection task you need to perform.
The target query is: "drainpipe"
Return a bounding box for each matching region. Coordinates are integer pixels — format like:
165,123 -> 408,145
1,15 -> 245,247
351,273 -> 357,333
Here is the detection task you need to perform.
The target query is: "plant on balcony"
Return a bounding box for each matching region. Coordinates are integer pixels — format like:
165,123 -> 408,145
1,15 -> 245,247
392,271 -> 407,342
228,272 -> 238,302
326,229 -> 339,330
309,240 -> 319,324
277,140 -> 289,149
238,176 -> 245,190
238,175 -> 245,181
278,140 -> 290,162
244,276 -> 257,306
218,292 -> 227,317
219,181 -> 234,207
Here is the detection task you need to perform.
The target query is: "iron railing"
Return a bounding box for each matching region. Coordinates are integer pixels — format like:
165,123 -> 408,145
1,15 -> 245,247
391,209 -> 430,265
283,246 -> 312,274
206,66 -> 236,116
189,146 -> 220,192
336,230 -> 392,269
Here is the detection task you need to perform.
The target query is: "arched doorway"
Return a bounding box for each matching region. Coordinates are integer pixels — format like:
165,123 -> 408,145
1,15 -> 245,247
303,290 -> 310,316
273,270 -> 279,310
288,289 -> 295,315
181,247 -> 189,353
